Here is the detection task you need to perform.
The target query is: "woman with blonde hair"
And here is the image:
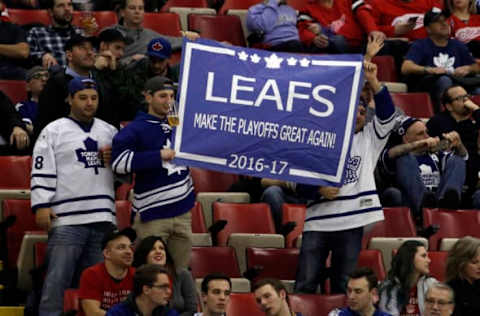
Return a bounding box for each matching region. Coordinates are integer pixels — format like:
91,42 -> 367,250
446,236 -> 480,315
444,0 -> 480,57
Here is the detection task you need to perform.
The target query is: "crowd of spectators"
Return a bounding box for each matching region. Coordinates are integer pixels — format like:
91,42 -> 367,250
1,0 -> 480,315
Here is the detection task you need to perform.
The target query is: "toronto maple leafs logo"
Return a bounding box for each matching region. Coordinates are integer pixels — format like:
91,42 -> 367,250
75,137 -> 104,175
433,53 -> 455,73
344,155 -> 361,184
162,139 -> 187,176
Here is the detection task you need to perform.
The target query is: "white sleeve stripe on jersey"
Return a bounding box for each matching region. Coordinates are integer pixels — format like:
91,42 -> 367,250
125,151 -> 133,174
133,184 -> 194,213
134,176 -> 191,199
31,185 -> 56,192
112,149 -> 132,174
112,149 -> 129,171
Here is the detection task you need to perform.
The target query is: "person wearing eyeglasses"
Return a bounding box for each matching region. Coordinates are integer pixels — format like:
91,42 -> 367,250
423,283 -> 455,316
426,85 -> 480,209
106,264 -> 179,316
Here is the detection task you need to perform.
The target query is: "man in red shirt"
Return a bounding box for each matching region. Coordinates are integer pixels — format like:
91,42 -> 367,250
78,227 -> 136,316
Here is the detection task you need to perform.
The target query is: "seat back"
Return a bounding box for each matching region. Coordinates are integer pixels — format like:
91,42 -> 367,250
391,92 -> 434,118
72,11 -> 118,34
0,156 -> 31,190
162,0 -> 209,11
2,199 -> 40,268
143,12 -> 182,36
288,0 -> 310,10
282,204 -> 306,248
190,246 -> 242,278
289,294 -> 347,316
428,251 -> 448,282
213,202 -> 275,246
362,207 -> 417,248
246,247 -> 299,282
63,288 -> 80,312
423,208 -> 480,250
34,241 -> 47,268
8,9 -> 50,26
372,55 -> 398,82
227,293 -> 264,316
190,167 -> 239,193
357,249 -> 386,280
115,200 -> 132,230
188,14 -> 246,46
191,201 -> 207,233
219,0 -> 262,14
0,80 -> 28,104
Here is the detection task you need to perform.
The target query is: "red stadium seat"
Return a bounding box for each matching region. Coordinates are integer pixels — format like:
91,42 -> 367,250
391,92 -> 434,118
143,12 -> 182,36
72,11 -> 118,35
219,0 -> 262,14
372,56 -> 398,82
190,246 -> 242,278
2,199 -> 41,268
34,241 -> 47,268
289,294 -> 347,316
428,251 -> 448,282
288,0 -> 310,10
362,207 -> 417,249
227,293 -> 264,316
191,201 -> 207,233
246,247 -> 299,283
0,156 -> 31,190
423,208 -> 480,250
115,182 -> 133,200
188,14 -> 246,46
161,0 -> 209,11
213,202 -> 275,246
63,288 -> 80,312
0,80 -> 27,104
8,9 -> 50,26
357,249 -> 386,280
471,94 -> 480,105
190,167 -> 238,193
115,200 -> 132,230
282,204 -> 306,248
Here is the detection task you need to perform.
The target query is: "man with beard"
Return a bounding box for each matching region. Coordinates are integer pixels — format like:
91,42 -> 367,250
27,0 -> 94,68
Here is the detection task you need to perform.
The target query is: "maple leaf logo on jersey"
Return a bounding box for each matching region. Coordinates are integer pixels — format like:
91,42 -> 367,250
345,155 -> 361,184
433,53 -> 455,72
75,137 -> 104,175
162,139 -> 186,176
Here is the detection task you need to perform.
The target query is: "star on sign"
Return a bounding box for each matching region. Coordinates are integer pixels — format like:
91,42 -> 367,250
299,58 -> 310,67
238,51 -> 248,61
264,53 -> 283,69
250,53 -> 261,63
287,57 -> 298,66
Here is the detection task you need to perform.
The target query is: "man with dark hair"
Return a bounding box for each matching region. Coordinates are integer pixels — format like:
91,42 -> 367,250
253,278 -> 302,316
195,273 -> 232,316
426,85 -> 480,208
328,267 -> 392,316
0,90 -> 30,155
106,264 -> 179,316
79,228 -> 136,316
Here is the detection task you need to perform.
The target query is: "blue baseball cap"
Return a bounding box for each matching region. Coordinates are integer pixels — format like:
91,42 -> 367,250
147,37 -> 172,60
68,78 -> 97,96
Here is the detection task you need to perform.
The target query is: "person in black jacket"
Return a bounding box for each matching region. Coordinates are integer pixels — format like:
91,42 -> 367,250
0,90 -> 30,155
446,236 -> 480,316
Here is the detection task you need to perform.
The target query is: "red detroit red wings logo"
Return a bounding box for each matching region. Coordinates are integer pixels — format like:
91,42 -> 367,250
455,27 -> 480,43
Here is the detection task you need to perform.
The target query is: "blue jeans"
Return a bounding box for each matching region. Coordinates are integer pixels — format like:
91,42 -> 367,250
396,154 -> 465,216
261,185 -> 307,232
295,227 -> 363,294
39,222 -> 112,316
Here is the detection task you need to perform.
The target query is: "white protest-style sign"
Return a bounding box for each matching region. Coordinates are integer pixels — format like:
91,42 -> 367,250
172,39 -> 364,187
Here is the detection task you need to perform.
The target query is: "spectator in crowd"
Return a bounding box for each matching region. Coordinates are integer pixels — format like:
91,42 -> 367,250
0,90 -> 30,155
444,0 -> 480,57
423,283 -> 455,316
15,66 -> 48,135
298,0 -> 365,53
329,267 -> 392,316
446,236 -> 480,316
26,0 -> 96,68
246,0 -> 307,52
132,236 -> 197,316
79,228 -> 136,316
379,240 -> 437,316
195,273 -> 232,316
294,61 -> 398,294
112,76 -> 195,270
426,85 -> 480,208
31,78 -> 118,316
106,0 -> 198,64
97,28 -> 127,61
0,1 -> 29,79
106,264 -> 179,316
253,278 -> 302,316
378,117 -> 467,223
401,8 -> 480,110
